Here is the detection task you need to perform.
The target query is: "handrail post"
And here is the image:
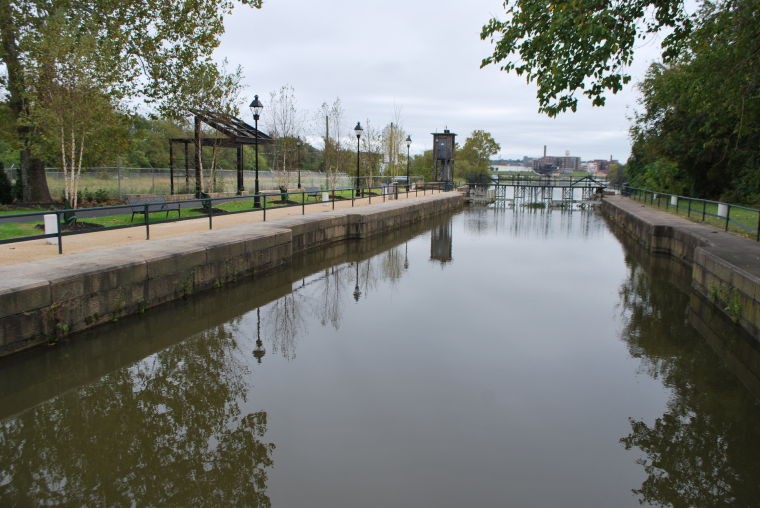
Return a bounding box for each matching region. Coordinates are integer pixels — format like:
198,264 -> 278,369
725,205 -> 730,231
302,190 -> 305,215
208,197 -> 213,230
144,203 -> 150,240
351,188 -> 355,207
56,211 -> 63,254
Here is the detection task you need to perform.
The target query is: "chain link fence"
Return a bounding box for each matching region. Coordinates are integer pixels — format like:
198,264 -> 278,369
2,166 -> 426,202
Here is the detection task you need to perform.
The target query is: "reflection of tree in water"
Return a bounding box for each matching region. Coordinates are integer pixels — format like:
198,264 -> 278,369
360,257 -> 381,297
0,325 -> 274,506
260,246 -> 410,358
617,255 -> 760,506
267,292 -> 304,360
303,251 -> 402,331
313,266 -> 348,330
381,246 -> 404,284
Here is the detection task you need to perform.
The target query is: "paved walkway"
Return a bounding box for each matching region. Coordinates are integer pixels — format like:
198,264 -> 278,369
0,191 -> 443,267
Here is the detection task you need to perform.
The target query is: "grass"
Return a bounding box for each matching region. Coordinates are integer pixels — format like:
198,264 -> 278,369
0,222 -> 42,240
0,207 -> 47,216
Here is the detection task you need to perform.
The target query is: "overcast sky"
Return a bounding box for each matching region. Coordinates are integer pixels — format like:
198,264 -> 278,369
218,0 -> 663,161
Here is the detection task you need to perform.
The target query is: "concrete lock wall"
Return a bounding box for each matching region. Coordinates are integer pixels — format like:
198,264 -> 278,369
602,196 -> 760,340
0,194 -> 465,356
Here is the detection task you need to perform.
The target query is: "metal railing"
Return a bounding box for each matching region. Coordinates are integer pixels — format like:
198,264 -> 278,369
491,174 -> 608,187
623,185 -> 760,241
0,182 -> 448,254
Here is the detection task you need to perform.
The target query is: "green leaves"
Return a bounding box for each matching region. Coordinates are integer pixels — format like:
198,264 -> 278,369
627,0 -> 760,203
481,0 -> 692,116
457,130 -> 500,182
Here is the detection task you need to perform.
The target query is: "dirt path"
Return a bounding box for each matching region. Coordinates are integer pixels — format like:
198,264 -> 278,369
0,191 -> 442,266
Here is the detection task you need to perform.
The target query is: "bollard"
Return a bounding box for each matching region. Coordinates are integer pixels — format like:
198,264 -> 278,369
43,214 -> 58,245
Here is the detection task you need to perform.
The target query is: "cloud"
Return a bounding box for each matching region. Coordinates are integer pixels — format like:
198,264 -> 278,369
218,0 -> 650,161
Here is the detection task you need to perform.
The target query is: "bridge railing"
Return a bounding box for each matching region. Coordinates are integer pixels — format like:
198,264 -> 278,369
623,185 -> 760,241
491,174 -> 608,188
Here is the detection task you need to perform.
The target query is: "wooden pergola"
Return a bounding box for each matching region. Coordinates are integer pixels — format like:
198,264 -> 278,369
169,108 -> 273,195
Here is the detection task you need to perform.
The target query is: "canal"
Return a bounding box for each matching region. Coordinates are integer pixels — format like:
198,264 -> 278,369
1,206 -> 759,506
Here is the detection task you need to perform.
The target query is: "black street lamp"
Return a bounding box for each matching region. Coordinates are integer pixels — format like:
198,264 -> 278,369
405,135 -> 412,192
249,94 -> 264,208
296,138 -> 302,189
354,122 -> 363,196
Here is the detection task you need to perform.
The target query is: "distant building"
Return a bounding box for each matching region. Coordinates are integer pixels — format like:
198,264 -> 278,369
532,154 -> 580,174
587,158 -> 620,176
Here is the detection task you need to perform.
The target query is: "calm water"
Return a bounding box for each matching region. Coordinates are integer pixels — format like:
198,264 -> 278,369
1,207 -> 759,507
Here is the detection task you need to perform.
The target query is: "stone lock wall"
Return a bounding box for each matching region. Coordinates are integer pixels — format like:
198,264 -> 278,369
0,193 -> 464,356
602,196 -> 760,340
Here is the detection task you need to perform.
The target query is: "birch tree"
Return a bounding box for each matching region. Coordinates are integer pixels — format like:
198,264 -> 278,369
267,85 -> 303,189
360,118 -> 382,188
317,98 -> 345,192
382,107 -> 406,177
32,15 -> 120,209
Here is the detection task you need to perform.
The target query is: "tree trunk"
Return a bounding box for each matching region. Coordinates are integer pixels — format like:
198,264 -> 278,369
1,1 -> 52,204
21,148 -> 53,204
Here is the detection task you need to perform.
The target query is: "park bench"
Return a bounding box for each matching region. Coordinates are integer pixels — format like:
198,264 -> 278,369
305,186 -> 321,200
127,195 -> 181,222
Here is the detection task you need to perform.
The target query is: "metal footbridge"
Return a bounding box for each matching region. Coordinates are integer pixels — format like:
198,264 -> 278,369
468,175 -> 607,208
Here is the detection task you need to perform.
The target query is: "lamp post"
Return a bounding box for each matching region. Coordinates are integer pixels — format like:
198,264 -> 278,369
249,94 -> 263,208
296,138 -> 302,189
353,262 -> 361,301
354,122 -> 363,196
405,135 -> 411,192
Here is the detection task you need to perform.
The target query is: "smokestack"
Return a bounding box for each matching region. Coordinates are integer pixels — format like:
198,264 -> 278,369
543,145 -> 547,159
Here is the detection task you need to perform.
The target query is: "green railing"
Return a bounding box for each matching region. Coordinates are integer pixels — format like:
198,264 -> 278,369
0,183 -> 448,254
623,185 -> 760,241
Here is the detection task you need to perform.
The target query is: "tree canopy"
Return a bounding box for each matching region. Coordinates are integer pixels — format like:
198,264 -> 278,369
456,130 -> 500,184
627,0 -> 760,203
481,0 -> 693,116
0,0 -> 262,202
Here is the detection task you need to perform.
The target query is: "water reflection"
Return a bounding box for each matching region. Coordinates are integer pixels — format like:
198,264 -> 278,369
253,238 -> 425,356
431,222 -> 453,263
0,213 -> 456,505
465,204 -> 607,240
616,239 -> 760,506
0,326 -> 274,505
5,208 -> 759,506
